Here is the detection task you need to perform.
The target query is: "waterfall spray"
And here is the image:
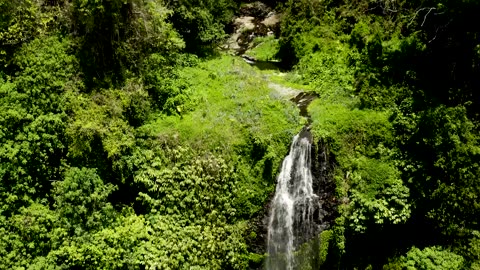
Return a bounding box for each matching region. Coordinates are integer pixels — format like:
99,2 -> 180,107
266,131 -> 323,270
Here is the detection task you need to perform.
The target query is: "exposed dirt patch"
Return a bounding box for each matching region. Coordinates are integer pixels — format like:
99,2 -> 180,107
268,82 -> 301,99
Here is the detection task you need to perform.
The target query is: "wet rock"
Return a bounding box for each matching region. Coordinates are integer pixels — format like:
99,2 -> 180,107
239,1 -> 272,18
291,92 -> 318,120
261,12 -> 282,36
223,2 -> 281,54
234,16 -> 256,30
311,139 -> 338,228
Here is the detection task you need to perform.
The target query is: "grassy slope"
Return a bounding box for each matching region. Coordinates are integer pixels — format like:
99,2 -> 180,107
142,55 -> 302,153
138,55 -> 305,266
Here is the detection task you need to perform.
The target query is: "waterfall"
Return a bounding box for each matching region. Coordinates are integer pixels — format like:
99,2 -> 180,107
266,131 -> 323,270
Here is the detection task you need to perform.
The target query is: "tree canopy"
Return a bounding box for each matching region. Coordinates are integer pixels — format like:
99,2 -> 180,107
1,0 -> 480,269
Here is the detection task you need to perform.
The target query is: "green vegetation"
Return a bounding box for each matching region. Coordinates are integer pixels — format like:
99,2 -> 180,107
0,46 -> 302,267
384,246 -> 465,270
1,0 -> 480,268
0,1 -> 304,267
277,0 -> 480,268
245,36 -> 281,61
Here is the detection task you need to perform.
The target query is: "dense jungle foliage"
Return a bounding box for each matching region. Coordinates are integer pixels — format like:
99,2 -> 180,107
1,0 -> 480,269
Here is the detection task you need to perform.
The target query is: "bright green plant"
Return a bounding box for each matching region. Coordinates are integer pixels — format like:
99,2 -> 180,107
245,36 -> 281,61
48,212 -> 148,269
384,246 -> 465,270
0,203 -> 57,269
0,36 -> 78,212
348,157 -> 410,232
53,167 -> 116,232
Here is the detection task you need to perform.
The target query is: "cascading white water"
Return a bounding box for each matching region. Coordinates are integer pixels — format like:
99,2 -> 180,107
267,132 -> 321,270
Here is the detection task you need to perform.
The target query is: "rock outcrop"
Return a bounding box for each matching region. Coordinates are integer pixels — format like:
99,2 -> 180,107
223,1 -> 282,54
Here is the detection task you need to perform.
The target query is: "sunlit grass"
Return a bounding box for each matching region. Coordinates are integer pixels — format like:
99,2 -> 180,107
245,36 -> 280,61
141,55 -> 302,152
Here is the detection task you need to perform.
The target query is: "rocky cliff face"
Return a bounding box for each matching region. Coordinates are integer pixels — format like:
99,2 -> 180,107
311,139 -> 338,228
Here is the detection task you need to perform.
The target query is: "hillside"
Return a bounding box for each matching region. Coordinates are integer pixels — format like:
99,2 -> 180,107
1,0 -> 480,269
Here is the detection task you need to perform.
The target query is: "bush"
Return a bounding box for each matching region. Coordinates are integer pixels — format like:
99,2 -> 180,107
384,246 -> 465,270
348,157 -> 410,232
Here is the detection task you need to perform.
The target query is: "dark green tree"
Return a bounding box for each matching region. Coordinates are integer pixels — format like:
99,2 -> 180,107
167,0 -> 236,54
71,0 -> 183,86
